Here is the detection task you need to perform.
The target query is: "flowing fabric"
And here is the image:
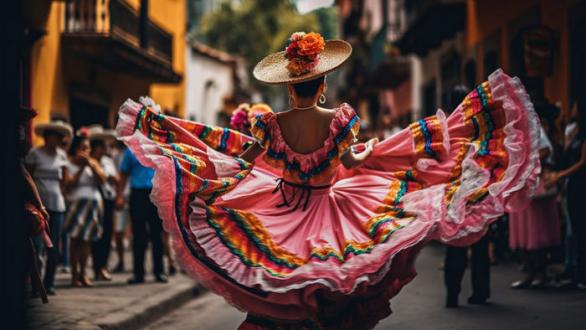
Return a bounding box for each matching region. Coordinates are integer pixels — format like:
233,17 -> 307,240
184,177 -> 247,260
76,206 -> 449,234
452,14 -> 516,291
116,70 -> 540,328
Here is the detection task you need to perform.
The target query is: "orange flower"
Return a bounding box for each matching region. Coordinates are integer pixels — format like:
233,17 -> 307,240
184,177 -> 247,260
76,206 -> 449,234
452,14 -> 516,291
298,32 -> 325,57
286,59 -> 305,76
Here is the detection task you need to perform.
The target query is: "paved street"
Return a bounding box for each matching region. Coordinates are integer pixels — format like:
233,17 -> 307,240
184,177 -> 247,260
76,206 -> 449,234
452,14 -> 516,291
143,245 -> 586,330
27,250 -> 198,330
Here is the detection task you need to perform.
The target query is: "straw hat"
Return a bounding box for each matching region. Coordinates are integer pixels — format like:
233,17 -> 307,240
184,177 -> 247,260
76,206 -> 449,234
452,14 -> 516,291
34,121 -> 73,138
253,37 -> 352,85
87,124 -> 117,141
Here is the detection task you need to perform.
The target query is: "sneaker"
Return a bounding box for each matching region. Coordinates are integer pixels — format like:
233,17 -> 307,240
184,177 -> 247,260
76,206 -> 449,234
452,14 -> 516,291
530,275 -> 547,289
553,278 -> 575,289
46,286 -> 57,296
467,296 -> 488,305
511,278 -> 532,289
155,274 -> 169,283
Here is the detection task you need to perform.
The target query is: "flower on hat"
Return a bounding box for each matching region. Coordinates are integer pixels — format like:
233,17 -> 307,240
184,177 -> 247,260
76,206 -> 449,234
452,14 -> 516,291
290,32 -> 306,42
77,126 -> 89,138
284,31 -> 325,76
230,103 -> 251,132
297,32 -> 325,56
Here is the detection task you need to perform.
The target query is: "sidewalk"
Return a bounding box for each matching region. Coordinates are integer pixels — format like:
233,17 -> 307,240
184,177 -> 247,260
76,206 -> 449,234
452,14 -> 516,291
27,252 -> 202,330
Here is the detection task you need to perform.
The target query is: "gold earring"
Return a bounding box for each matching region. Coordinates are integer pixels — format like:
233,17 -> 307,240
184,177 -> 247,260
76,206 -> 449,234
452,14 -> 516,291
319,94 -> 326,104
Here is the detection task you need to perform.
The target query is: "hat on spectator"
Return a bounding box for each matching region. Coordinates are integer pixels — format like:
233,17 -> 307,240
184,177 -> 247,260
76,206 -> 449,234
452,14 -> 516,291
87,125 -> 117,141
34,121 -> 73,139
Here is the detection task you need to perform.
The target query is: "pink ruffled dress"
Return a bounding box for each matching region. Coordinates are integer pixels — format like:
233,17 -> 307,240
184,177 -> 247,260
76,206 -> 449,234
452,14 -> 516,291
116,70 -> 540,329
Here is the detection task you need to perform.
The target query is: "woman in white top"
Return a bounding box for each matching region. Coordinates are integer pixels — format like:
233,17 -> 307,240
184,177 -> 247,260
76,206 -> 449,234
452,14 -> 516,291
25,121 -> 72,295
64,133 -> 106,287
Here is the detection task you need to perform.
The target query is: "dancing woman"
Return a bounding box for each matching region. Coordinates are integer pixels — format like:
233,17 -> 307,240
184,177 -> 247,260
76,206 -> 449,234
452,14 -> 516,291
117,32 -> 540,329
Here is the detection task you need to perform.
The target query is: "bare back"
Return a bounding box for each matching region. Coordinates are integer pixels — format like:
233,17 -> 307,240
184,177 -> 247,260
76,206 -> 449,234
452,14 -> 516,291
275,107 -> 337,155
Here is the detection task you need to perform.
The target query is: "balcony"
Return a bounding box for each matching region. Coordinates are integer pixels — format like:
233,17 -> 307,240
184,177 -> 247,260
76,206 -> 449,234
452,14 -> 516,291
61,0 -> 180,83
394,0 -> 466,56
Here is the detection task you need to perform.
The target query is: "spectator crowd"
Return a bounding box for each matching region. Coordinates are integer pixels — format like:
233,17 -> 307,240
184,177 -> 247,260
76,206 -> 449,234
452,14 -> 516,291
23,121 -> 175,298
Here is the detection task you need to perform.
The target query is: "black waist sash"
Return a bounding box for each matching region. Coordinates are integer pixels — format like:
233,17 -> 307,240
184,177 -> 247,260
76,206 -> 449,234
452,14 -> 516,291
272,178 -> 331,212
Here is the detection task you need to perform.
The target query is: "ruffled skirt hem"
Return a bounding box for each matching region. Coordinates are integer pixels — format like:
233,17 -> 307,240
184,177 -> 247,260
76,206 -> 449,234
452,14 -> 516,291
116,69 -> 540,323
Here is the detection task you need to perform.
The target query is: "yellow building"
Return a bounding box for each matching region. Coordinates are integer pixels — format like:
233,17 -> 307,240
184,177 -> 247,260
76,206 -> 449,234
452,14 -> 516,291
26,0 -> 186,141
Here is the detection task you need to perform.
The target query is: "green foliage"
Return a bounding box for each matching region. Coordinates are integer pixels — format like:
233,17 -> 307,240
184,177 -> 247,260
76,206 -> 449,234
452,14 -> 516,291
196,0 -> 338,95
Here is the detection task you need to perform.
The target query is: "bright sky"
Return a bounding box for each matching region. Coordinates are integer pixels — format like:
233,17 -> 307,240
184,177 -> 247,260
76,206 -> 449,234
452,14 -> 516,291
295,0 -> 335,14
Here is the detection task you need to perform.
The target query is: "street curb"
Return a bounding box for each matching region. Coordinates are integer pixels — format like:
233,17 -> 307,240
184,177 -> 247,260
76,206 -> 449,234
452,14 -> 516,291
94,282 -> 206,330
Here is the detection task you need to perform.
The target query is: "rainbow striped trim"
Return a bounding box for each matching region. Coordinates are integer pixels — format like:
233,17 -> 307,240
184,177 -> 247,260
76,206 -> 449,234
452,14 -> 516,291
135,107 -> 253,203
444,81 -> 509,204
251,112 -> 361,184
409,115 -> 445,159
204,205 -> 412,269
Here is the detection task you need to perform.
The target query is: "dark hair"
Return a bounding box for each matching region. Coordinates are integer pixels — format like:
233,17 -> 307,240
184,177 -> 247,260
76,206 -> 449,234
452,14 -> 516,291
292,76 -> 325,98
90,138 -> 106,150
69,135 -> 88,156
43,129 -> 64,139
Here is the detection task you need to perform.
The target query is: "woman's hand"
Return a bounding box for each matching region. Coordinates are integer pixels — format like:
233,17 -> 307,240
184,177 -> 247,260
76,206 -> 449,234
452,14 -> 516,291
87,158 -> 107,184
365,138 -> 378,153
341,138 -> 378,169
40,206 -> 50,221
75,154 -> 90,166
88,158 -> 100,168
239,142 -> 264,163
543,171 -> 560,190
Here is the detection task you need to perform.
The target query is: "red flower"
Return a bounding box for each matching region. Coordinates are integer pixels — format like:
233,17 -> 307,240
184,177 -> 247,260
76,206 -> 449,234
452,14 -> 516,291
285,41 -> 300,60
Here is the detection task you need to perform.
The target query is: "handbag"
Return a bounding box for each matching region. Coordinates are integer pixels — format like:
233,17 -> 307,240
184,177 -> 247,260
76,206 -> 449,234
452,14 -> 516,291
24,202 -> 52,248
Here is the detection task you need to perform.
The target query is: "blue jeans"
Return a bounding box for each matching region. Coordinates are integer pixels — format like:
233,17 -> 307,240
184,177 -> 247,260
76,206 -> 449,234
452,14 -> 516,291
43,211 -> 65,288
